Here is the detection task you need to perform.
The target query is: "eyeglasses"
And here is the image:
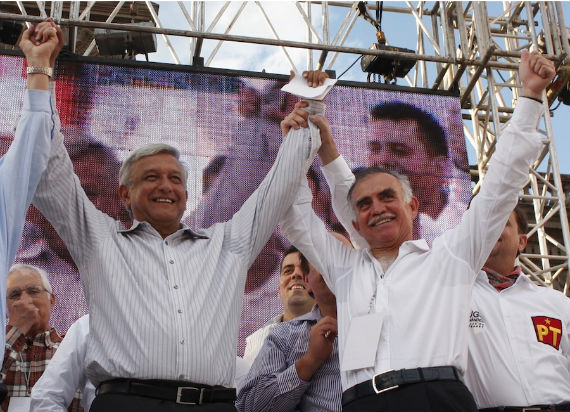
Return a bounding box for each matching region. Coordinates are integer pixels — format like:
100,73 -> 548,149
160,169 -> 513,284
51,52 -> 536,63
7,286 -> 49,300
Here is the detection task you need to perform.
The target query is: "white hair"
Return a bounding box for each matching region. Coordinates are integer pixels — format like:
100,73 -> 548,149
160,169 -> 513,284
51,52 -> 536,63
119,143 -> 188,188
8,264 -> 53,294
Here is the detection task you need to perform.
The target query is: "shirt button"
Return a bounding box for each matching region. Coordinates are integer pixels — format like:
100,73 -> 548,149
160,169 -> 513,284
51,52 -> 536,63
173,285 -> 179,289
180,339 -> 185,344
179,374 -> 184,380
165,241 -> 169,245
178,309 -> 182,314
169,259 -> 174,264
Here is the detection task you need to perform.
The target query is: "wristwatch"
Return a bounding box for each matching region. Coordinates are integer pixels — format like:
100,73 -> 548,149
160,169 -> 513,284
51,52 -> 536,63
26,66 -> 53,78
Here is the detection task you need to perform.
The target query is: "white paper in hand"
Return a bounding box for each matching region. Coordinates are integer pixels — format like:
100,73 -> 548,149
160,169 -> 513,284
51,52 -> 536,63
281,72 -> 337,100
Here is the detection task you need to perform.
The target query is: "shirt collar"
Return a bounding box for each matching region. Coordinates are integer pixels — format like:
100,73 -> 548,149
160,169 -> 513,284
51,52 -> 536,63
478,266 -> 533,289
363,238 -> 429,261
293,305 -> 323,322
31,328 -> 62,348
118,220 -> 208,240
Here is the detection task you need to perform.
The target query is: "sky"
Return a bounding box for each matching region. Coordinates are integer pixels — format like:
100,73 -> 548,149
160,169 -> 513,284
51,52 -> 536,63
139,1 -> 569,174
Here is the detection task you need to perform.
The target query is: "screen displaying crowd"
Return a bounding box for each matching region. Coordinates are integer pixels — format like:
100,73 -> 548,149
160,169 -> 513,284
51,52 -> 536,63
0,53 -> 471,353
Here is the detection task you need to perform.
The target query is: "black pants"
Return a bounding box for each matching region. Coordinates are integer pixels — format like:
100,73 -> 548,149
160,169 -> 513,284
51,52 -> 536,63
342,380 -> 477,412
90,393 -> 237,412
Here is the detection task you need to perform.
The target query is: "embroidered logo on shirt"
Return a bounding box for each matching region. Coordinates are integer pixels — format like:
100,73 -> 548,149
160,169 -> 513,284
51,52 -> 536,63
469,310 -> 485,329
532,316 -> 562,350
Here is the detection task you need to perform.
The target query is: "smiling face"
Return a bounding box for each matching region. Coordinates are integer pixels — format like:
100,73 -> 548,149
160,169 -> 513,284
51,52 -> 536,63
119,153 -> 188,238
351,172 -> 418,252
278,251 -> 314,318
367,118 -> 446,208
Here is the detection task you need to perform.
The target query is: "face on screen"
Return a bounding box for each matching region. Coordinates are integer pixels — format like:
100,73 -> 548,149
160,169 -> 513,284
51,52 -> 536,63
367,118 -> 447,210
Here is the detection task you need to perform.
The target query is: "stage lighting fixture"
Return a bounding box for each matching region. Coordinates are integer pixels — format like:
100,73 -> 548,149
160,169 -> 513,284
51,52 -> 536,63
0,20 -> 24,46
357,2 -> 416,82
95,21 -> 156,58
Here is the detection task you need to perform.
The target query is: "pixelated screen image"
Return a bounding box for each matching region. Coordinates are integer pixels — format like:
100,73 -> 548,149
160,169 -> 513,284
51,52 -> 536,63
0,54 -> 470,354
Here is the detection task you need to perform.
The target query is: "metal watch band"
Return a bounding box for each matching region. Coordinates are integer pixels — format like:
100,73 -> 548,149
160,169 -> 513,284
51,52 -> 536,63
26,66 -> 53,78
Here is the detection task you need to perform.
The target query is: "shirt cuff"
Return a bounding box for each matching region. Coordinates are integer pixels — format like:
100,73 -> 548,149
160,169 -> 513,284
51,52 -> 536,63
511,97 -> 544,130
277,364 -> 311,395
24,89 -> 51,113
321,155 -> 353,183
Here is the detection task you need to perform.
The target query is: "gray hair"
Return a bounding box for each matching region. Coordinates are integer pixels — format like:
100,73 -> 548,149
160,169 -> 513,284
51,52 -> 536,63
8,264 -> 53,294
347,167 -> 414,214
119,143 -> 188,188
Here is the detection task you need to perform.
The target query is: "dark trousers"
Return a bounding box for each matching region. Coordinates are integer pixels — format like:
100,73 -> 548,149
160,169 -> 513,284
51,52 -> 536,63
342,380 -> 477,412
90,393 -> 237,412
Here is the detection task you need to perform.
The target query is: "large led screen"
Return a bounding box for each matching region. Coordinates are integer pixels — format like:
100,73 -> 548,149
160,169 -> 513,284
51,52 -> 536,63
0,54 -> 471,354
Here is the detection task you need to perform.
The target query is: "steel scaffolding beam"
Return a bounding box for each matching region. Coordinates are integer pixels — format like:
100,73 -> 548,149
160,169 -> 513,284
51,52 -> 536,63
1,1 -> 568,293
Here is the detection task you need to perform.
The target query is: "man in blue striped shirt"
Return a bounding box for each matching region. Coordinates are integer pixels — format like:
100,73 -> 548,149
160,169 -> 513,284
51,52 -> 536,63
236,253 -> 342,412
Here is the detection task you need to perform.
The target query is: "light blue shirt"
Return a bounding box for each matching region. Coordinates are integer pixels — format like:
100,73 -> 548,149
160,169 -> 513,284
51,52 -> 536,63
0,89 -> 53,352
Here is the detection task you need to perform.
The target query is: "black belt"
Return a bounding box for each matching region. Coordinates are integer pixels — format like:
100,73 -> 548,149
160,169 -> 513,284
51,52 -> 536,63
342,366 -> 460,406
480,404 -> 570,412
97,378 -> 236,405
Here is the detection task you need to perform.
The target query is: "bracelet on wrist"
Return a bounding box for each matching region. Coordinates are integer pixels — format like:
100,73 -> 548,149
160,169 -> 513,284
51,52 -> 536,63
26,66 -> 53,78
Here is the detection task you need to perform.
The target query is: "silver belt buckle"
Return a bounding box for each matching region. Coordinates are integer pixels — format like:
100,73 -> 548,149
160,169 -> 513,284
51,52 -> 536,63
176,386 -> 204,405
372,369 -> 399,394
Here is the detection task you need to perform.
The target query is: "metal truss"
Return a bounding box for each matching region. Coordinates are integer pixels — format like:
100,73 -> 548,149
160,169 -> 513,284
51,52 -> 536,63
1,1 -> 569,293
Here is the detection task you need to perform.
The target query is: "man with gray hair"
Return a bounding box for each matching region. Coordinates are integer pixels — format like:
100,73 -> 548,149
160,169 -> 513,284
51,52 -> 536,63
281,52 -> 555,410
1,264 -> 82,411
24,20 -> 325,411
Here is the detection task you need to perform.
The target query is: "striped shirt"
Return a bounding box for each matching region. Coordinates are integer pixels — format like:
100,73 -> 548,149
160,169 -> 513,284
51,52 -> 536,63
31,89 -> 320,387
237,306 -> 342,412
1,326 -> 82,412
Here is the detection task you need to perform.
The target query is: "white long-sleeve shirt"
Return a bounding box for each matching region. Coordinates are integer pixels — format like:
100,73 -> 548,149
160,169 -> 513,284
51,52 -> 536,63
30,89 -> 321,386
280,97 -> 544,391
466,272 -> 570,408
30,315 -> 94,412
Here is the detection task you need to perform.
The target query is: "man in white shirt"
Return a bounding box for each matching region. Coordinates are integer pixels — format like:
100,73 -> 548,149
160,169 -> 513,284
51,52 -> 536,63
466,204 -> 570,410
25,20 -> 325,412
281,52 -> 555,411
242,246 -> 315,366
30,315 -> 94,412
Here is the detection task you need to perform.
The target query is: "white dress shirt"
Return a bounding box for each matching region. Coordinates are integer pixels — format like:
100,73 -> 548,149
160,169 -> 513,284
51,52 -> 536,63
243,314 -> 283,366
280,97 -> 543,390
30,89 -> 321,387
466,272 -> 570,408
30,315 -> 95,412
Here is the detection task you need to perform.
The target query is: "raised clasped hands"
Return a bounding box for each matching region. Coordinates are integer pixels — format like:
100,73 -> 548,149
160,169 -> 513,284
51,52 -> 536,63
19,18 -> 64,67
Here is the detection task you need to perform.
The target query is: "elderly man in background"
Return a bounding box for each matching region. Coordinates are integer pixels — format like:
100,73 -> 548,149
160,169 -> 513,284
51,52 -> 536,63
2,264 -> 81,412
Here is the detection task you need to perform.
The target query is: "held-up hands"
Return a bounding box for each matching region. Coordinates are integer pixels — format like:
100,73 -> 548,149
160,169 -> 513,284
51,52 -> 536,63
520,50 -> 556,101
19,18 -> 63,66
296,316 -> 338,381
